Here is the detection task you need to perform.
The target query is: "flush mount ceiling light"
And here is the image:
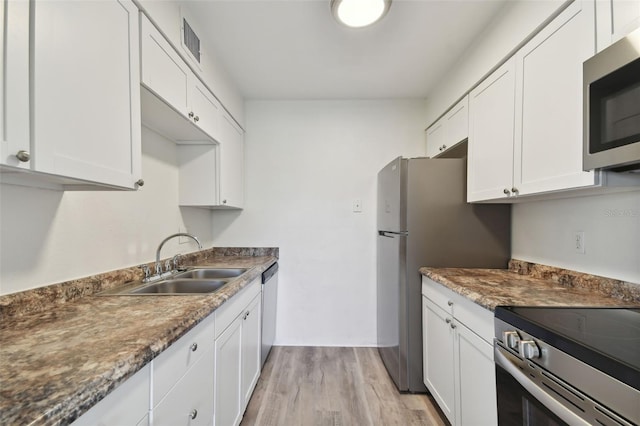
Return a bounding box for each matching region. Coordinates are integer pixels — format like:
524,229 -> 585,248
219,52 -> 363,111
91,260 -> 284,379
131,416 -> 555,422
331,0 -> 392,28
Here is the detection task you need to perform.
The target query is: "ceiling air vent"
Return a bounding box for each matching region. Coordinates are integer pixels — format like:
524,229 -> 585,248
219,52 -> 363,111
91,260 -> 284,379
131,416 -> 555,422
182,18 -> 201,64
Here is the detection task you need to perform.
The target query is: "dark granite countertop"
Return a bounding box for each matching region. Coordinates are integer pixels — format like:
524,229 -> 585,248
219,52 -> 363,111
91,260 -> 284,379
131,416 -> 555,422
420,259 -> 640,311
0,248 -> 277,426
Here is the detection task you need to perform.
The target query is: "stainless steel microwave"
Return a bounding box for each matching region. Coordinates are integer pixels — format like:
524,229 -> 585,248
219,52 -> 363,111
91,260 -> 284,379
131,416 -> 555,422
583,27 -> 640,172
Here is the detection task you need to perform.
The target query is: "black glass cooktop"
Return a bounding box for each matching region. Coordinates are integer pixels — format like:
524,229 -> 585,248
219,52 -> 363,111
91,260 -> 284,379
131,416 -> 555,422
495,306 -> 640,390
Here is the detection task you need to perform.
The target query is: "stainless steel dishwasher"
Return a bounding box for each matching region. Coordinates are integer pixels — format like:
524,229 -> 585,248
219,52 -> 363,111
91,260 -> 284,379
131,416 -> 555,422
261,262 -> 278,367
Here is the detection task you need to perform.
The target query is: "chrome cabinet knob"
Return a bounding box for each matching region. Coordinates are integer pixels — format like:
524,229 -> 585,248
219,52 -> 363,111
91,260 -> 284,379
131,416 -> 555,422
16,150 -> 30,162
188,111 -> 195,118
243,311 -> 250,320
503,188 -> 510,195
519,340 -> 540,359
445,318 -> 452,324
442,144 -> 447,150
194,116 -> 200,122
135,179 -> 144,187
447,300 -> 453,306
222,199 -> 227,204
190,409 -> 198,420
511,187 -> 519,194
450,323 -> 456,329
191,342 -> 198,352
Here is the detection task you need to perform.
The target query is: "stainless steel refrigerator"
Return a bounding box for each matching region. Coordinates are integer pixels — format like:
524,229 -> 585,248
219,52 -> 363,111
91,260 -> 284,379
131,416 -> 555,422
377,156 -> 510,392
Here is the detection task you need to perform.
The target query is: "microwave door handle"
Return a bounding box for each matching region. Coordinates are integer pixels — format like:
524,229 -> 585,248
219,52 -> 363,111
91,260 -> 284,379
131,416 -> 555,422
494,345 -> 591,426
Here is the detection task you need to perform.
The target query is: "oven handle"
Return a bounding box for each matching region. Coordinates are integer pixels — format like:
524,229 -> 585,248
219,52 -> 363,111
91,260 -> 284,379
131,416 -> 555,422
494,345 -> 591,426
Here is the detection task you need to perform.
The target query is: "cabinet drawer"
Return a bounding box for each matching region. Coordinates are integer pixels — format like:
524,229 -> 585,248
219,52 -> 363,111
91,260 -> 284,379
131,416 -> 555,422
153,313 -> 215,406
71,364 -> 150,426
422,276 -> 493,344
422,277 -> 454,314
153,346 -> 214,426
215,278 -> 261,339
453,294 -> 494,344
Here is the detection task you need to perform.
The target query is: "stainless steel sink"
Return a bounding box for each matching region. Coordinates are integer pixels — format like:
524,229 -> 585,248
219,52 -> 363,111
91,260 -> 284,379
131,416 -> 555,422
174,268 -> 248,279
97,267 -> 249,296
127,279 -> 229,294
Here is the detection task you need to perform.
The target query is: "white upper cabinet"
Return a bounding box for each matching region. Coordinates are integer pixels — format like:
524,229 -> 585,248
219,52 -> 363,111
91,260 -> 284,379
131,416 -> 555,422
468,0 -> 599,202
140,14 -> 221,144
426,96 -> 469,158
218,112 -> 245,209
596,0 -> 640,51
513,0 -> 596,196
468,59 -> 517,202
1,0 -> 142,190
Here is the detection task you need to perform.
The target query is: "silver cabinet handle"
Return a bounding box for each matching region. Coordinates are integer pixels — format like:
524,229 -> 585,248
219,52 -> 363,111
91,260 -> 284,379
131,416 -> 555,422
191,342 -> 198,352
503,188 -> 510,195
445,318 -> 452,324
135,179 -> 144,187
450,323 -> 456,329
442,144 -> 447,150
222,199 -> 227,204
511,187 -> 519,194
188,111 -> 194,118
243,311 -> 250,320
194,116 -> 199,122
447,300 -> 453,306
16,150 -> 30,162
190,409 -> 198,420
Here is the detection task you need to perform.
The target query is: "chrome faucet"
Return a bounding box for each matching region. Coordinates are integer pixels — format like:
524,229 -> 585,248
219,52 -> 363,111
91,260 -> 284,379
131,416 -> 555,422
154,233 -> 202,277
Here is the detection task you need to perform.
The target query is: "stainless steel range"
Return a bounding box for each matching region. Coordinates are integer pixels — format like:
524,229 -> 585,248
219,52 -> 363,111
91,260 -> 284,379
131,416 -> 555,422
494,306 -> 639,426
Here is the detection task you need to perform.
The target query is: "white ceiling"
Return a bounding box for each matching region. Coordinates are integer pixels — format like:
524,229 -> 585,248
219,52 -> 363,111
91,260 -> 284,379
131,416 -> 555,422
182,0 -> 508,100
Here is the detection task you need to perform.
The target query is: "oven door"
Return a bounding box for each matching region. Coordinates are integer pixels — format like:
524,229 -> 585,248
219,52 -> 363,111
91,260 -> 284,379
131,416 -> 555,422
494,345 -> 590,426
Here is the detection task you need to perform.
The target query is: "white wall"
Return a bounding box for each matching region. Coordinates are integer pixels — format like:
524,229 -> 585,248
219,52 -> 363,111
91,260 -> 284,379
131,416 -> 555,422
210,100 -> 426,346
0,127 -> 213,295
512,191 -> 640,283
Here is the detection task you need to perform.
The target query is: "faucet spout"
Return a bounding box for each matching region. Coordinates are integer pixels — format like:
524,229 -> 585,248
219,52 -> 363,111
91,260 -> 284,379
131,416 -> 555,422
155,233 -> 202,275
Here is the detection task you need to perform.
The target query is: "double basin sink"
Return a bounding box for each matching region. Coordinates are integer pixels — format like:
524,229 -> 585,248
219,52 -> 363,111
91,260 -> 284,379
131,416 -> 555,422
100,268 -> 248,296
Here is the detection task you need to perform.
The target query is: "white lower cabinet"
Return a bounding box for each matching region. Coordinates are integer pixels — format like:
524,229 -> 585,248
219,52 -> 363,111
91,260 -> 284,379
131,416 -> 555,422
71,364 -> 151,426
151,314 -> 216,426
214,278 -> 262,426
422,277 -> 497,426
152,347 -> 214,426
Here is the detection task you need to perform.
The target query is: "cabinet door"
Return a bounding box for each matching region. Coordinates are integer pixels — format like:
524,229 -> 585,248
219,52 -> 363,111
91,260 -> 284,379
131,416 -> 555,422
467,58 -> 517,202
241,294 -> 262,410
456,322 -> 497,426
1,0 -> 30,169
596,0 -> 640,51
218,112 -> 244,209
31,0 -> 141,189
513,0 -> 597,196
422,297 -> 456,425
153,347 -> 215,426
214,317 -> 242,426
425,119 -> 445,158
191,80 -> 222,142
444,95 -> 469,149
140,15 -> 191,118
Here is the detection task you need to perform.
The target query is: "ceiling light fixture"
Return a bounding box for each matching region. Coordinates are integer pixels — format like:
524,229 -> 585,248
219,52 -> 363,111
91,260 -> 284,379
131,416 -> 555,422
331,0 -> 391,29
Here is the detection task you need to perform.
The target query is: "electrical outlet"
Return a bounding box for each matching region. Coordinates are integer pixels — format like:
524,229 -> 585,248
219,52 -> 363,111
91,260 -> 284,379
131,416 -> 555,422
574,231 -> 585,254
353,199 -> 362,213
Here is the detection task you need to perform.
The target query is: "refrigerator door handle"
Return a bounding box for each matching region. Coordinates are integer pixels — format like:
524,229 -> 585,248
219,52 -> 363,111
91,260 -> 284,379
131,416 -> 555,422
378,230 -> 408,238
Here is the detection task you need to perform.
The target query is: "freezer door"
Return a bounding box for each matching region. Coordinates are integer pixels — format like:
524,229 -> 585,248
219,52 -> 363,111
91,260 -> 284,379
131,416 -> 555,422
377,231 -> 407,391
377,157 -> 406,232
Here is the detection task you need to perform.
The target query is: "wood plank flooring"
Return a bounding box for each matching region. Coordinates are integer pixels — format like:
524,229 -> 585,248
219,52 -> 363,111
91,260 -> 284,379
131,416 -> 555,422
241,346 -> 448,426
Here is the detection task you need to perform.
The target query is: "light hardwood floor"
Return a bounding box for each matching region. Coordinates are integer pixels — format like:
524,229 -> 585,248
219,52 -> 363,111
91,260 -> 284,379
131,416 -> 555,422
241,346 -> 448,426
